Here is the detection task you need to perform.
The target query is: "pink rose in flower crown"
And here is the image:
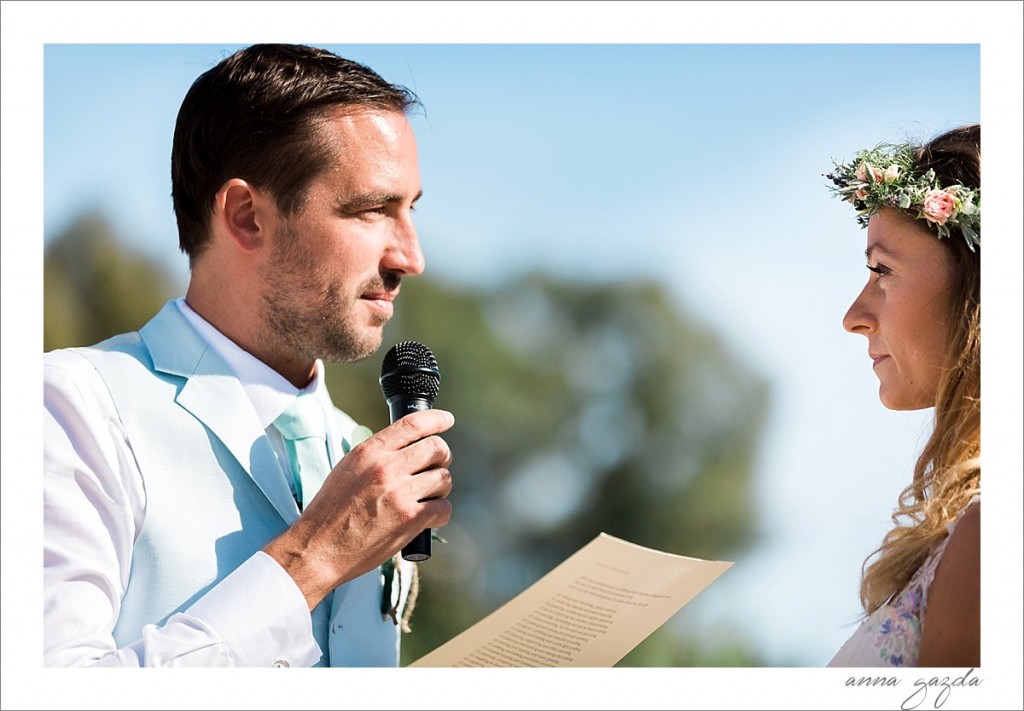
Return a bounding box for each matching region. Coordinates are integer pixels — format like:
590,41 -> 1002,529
856,162 -> 884,183
921,188 -> 957,225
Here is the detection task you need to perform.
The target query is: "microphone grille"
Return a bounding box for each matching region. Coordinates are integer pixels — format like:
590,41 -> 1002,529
379,341 -> 441,400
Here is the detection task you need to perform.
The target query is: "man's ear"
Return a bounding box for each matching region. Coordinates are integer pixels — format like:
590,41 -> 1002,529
214,178 -> 270,252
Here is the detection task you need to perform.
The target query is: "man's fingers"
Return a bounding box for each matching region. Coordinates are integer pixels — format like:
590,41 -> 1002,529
373,409 -> 455,450
409,465 -> 453,504
405,433 -> 452,470
417,490 -> 453,528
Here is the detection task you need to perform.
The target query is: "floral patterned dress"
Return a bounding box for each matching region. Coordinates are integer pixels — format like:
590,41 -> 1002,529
827,497 -> 979,667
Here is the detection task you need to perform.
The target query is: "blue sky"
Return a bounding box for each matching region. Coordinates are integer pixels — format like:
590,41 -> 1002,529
5,2 -> 1023,709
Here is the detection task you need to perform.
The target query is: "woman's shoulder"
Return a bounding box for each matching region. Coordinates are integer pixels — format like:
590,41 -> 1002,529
938,498 -> 980,574
916,497 -> 980,666
920,497 -> 979,603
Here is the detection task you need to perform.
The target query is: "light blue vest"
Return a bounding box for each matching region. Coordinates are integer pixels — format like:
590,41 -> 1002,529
74,302 -> 400,666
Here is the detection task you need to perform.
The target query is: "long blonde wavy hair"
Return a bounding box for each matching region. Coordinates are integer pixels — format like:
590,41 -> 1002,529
859,124 -> 981,615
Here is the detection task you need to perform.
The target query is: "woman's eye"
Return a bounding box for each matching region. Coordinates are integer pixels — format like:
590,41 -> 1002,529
866,263 -> 891,278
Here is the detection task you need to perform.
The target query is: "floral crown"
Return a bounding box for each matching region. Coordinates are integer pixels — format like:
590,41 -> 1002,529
824,142 -> 980,250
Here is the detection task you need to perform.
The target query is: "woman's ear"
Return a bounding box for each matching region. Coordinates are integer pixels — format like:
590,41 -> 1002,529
214,178 -> 268,253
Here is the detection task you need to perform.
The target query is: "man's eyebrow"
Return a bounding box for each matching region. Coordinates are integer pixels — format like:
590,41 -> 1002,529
338,190 -> 423,211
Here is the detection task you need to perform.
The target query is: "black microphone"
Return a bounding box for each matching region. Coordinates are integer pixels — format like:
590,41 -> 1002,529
379,341 -> 441,562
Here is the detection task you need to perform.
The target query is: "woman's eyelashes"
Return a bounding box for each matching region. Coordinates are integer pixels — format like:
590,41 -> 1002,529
866,262 -> 891,278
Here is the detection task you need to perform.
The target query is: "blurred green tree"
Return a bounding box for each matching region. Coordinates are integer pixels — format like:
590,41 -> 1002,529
44,212 -> 179,351
328,274 -> 772,667
44,214 -> 771,666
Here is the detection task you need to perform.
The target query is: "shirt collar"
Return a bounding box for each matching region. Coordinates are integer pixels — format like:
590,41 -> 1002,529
174,297 -> 331,429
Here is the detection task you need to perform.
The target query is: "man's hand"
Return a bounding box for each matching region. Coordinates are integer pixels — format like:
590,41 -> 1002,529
263,408 -> 455,610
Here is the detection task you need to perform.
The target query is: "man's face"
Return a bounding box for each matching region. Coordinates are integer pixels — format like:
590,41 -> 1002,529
258,109 -> 424,370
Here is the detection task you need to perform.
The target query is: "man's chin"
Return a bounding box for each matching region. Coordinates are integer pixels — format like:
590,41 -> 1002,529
318,327 -> 384,365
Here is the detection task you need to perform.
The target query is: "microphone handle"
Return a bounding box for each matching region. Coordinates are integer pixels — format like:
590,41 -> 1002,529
387,396 -> 434,562
402,530 -> 432,562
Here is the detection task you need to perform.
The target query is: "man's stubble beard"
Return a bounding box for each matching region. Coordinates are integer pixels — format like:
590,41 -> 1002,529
259,225 -> 390,366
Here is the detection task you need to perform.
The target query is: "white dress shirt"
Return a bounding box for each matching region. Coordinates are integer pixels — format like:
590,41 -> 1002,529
43,298 -> 335,667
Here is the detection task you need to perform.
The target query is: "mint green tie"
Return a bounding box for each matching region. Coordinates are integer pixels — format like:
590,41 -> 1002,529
274,393 -> 332,510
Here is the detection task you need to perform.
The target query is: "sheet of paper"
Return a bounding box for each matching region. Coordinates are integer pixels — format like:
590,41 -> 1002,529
409,532 -> 733,667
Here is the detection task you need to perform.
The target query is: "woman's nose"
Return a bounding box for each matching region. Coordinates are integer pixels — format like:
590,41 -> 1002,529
843,284 -> 876,335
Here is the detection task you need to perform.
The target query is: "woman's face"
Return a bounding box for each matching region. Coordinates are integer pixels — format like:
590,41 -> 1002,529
843,208 -> 956,410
